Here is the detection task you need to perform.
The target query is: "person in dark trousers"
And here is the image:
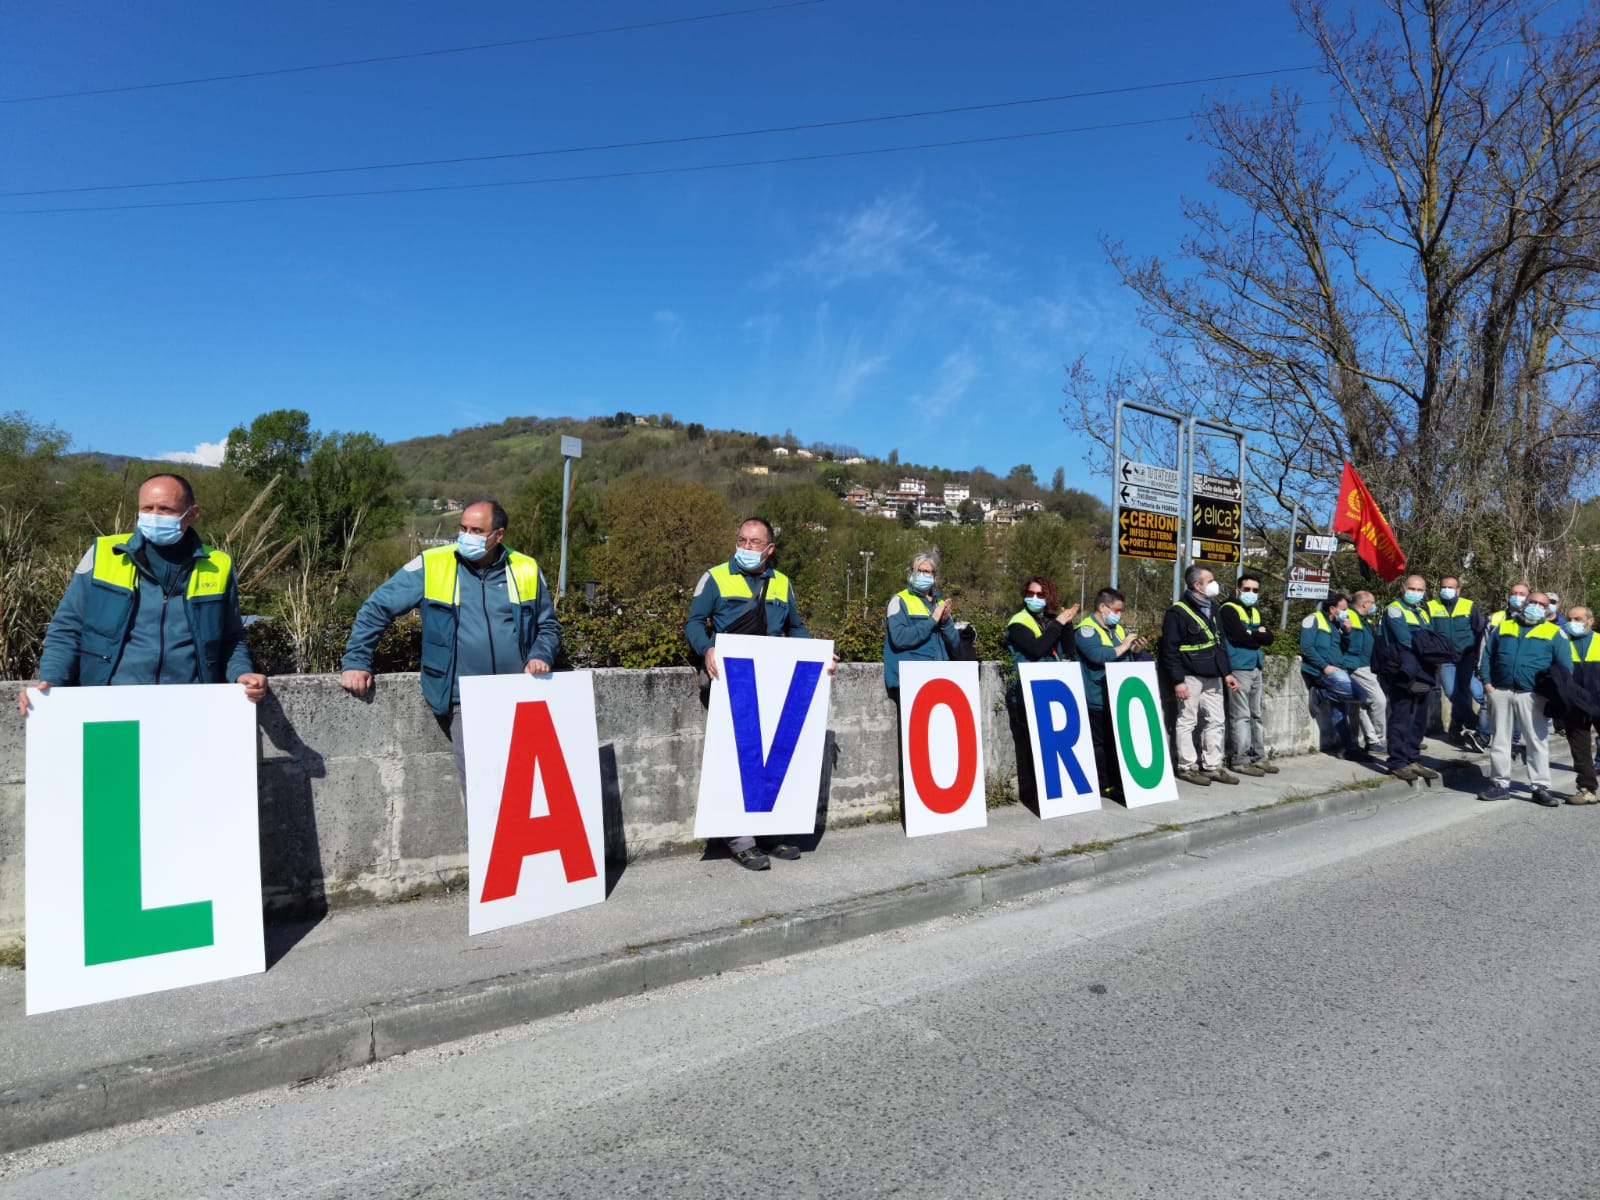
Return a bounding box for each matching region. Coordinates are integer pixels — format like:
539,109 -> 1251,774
1478,590 -> 1569,805
1161,564 -> 1239,786
1219,573 -> 1278,775
1379,574 -> 1441,784
1562,604 -> 1600,805
1344,591 -> 1389,757
1300,592 -> 1359,758
342,497 -> 559,801
1429,575 -> 1489,751
1003,576 -> 1079,806
1075,587 -> 1148,799
685,516 -> 832,872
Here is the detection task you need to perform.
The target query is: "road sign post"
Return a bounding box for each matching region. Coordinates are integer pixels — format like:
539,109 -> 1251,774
1183,419 -> 1246,578
1110,402 -> 1186,599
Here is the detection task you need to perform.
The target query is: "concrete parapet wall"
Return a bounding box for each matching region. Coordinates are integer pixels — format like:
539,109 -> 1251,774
0,656 -> 1335,943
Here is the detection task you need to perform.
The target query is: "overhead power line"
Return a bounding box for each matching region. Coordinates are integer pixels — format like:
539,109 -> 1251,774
0,0 -> 835,104
2,66 -> 1318,198
1,103 -> 1333,217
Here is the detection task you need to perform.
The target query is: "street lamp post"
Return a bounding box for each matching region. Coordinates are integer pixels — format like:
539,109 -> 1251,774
859,550 -> 874,615
557,435 -> 582,599
846,567 -> 853,608
1074,558 -> 1087,610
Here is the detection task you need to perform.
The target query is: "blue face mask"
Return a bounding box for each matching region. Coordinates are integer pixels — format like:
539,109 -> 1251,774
1403,589 -> 1425,606
910,572 -> 935,593
734,547 -> 765,572
1238,592 -> 1258,607
1508,594 -> 1526,609
1103,610 -> 1121,626
457,532 -> 490,561
1439,588 -> 1457,601
137,512 -> 186,546
1567,620 -> 1588,639
1522,603 -> 1547,624
1023,596 -> 1046,614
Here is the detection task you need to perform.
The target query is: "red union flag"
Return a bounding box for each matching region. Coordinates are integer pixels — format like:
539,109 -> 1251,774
1332,461 -> 1407,581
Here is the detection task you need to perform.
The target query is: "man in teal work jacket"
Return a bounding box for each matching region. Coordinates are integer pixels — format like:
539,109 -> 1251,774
1478,590 -> 1569,805
341,497 -> 559,799
21,472 -> 266,716
685,516 -> 834,872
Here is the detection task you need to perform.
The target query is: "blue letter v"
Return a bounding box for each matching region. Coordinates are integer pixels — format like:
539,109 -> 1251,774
725,657 -> 824,813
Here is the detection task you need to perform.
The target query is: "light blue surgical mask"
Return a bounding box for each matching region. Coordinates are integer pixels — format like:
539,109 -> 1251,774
1508,594 -> 1526,609
137,512 -> 186,546
1440,588 -> 1457,602
1567,620 -> 1588,639
1522,603 -> 1547,623
1238,592 -> 1258,607
1023,596 -> 1046,614
1403,589 -> 1425,606
910,572 -> 935,593
734,547 -> 764,572
457,532 -> 490,561
1103,610 -> 1121,627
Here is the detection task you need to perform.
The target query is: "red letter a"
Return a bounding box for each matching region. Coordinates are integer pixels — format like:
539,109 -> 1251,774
480,701 -> 598,903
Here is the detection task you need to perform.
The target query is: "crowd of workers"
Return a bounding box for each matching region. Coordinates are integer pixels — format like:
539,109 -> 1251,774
19,475 -> 1598,882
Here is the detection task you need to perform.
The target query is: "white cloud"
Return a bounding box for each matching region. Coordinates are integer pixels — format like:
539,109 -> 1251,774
654,309 -> 683,346
912,349 -> 981,416
157,439 -> 227,467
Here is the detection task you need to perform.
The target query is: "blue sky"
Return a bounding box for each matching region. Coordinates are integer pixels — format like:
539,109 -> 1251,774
1,0 -> 1316,481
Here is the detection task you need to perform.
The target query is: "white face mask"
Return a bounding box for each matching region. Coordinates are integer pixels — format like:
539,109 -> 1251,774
1202,580 -> 1221,598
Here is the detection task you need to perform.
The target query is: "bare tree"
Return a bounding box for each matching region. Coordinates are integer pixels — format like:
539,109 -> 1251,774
1069,0 -> 1600,590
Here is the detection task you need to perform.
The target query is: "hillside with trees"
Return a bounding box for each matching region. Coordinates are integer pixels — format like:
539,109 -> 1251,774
1,407 -> 1113,679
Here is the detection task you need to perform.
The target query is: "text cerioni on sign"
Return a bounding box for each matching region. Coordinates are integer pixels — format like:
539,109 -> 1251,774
1117,507 -> 1179,561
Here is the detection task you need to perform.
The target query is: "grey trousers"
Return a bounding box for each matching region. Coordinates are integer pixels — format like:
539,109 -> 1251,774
1487,689 -> 1551,787
1351,666 -> 1388,748
1175,674 -> 1226,770
1226,667 -> 1265,764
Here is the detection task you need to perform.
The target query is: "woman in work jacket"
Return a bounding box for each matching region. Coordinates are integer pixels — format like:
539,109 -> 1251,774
881,548 -> 960,699
1005,575 -> 1079,668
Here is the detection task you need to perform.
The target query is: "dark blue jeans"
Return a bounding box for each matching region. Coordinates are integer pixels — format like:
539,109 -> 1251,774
1307,669 -> 1359,753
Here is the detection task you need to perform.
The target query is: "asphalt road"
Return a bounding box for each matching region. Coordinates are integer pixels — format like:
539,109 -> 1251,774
5,787 -> 1598,1199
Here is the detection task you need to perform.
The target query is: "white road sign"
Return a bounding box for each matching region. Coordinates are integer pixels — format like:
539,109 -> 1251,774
1115,483 -> 1180,516
1118,458 -> 1180,492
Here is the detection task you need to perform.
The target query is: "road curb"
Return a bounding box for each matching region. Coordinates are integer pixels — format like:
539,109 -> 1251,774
0,773 -> 1410,1153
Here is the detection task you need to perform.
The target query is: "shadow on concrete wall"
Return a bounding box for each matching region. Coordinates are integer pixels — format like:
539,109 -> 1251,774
797,730 -> 839,853
255,690 -> 328,969
598,743 -> 627,898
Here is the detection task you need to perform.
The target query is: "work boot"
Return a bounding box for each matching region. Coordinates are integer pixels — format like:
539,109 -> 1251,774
1231,762 -> 1267,777
1175,767 -> 1212,786
1411,764 -> 1440,782
1206,768 -> 1241,785
1258,760 -> 1280,774
1479,783 -> 1511,802
1566,789 -> 1597,806
1389,764 -> 1421,784
731,847 -> 771,871
1531,787 -> 1561,808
